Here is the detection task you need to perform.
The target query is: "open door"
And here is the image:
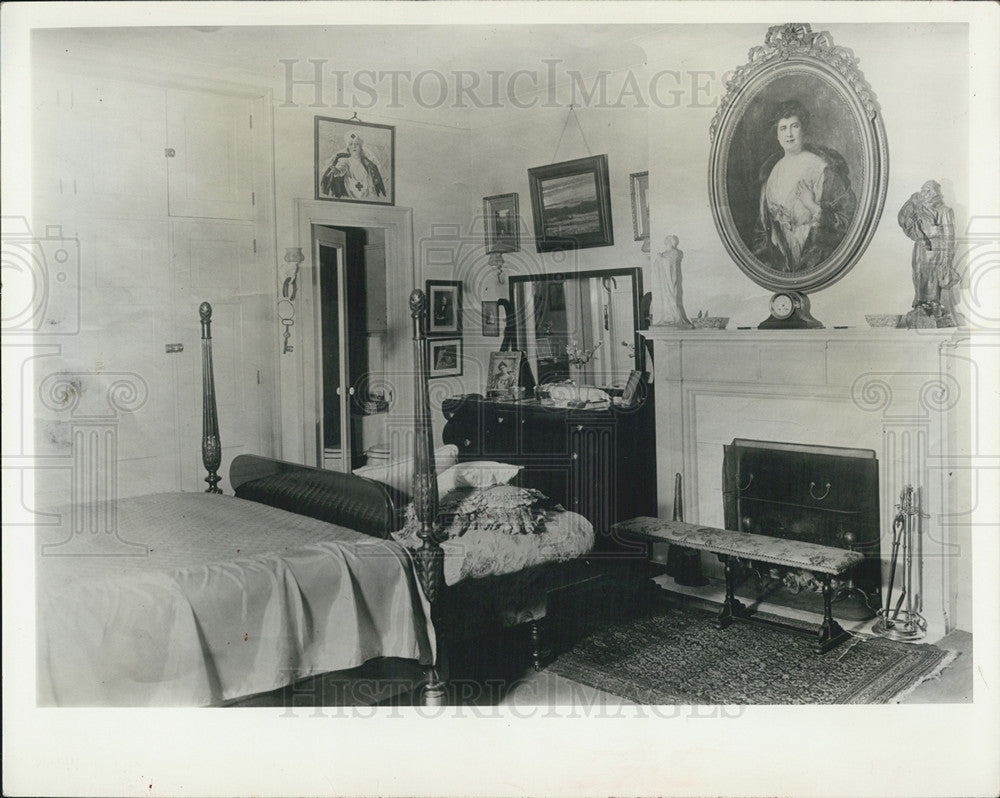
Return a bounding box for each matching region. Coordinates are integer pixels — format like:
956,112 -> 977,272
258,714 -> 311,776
313,225 -> 351,471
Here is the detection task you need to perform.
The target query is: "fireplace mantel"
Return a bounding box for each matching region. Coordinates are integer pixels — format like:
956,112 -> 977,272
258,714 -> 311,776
641,325 -> 971,641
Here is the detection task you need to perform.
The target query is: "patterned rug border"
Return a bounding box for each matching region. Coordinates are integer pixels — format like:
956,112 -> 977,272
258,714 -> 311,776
548,603 -> 959,705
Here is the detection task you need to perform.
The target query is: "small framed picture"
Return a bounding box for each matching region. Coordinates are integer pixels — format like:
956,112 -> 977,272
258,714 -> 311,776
621,369 -> 644,407
630,171 -> 650,240
484,193 -> 520,253
427,337 -> 463,378
486,351 -> 522,398
481,300 -> 500,337
425,280 -> 462,336
315,117 -> 395,205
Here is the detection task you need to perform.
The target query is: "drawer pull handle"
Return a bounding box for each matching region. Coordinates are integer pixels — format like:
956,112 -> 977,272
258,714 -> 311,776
809,481 -> 831,501
572,452 -> 579,460
497,416 -> 505,424
463,438 -> 471,447
576,424 -> 583,432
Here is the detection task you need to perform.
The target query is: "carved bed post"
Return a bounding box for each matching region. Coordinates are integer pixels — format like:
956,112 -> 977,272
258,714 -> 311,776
200,302 -> 222,494
409,289 -> 446,706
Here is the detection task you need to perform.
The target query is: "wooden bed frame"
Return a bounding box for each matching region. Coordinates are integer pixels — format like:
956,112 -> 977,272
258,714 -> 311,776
198,291 -> 455,706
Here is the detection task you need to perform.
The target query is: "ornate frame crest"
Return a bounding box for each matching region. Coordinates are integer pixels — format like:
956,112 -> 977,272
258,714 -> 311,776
708,24 -> 888,293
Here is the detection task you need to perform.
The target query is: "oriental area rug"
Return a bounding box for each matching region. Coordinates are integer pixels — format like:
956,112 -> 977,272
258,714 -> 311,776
547,601 -> 957,705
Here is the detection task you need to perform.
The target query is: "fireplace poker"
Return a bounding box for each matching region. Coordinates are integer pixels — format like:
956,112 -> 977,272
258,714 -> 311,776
882,500 -> 907,625
873,484 -> 926,642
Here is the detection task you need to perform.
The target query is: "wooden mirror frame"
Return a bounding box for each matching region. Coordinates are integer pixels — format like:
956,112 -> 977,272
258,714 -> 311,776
508,267 -> 645,386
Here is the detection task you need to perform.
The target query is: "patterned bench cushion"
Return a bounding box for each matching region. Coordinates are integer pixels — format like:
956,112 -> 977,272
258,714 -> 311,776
613,517 -> 864,575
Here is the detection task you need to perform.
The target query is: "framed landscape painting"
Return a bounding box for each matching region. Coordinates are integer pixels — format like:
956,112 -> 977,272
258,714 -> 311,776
528,155 -> 613,252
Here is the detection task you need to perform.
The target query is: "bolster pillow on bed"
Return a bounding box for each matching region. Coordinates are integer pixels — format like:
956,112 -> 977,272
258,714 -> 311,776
233,466 -> 401,539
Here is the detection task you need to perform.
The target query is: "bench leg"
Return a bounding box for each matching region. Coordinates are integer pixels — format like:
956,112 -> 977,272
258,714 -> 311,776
716,555 -> 748,629
815,574 -> 850,653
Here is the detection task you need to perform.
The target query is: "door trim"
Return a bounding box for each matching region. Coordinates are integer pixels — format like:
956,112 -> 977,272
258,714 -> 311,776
289,201 -> 415,466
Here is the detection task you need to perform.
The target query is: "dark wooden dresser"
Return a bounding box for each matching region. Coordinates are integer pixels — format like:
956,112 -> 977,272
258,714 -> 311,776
441,393 -> 657,551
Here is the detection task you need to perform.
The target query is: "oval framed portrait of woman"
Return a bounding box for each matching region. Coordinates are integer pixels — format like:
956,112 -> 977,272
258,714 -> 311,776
709,24 -> 888,293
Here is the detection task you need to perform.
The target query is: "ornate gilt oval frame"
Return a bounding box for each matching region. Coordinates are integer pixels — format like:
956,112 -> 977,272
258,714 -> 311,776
708,24 -> 888,293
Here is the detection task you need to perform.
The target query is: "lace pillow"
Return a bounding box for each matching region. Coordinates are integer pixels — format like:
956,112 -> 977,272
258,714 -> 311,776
399,484 -> 553,540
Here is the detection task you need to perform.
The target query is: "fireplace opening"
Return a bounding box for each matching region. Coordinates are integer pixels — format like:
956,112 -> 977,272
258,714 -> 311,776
722,439 -> 882,620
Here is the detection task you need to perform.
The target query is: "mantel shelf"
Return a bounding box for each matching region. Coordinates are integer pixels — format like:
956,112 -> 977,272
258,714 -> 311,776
640,326 -> 970,345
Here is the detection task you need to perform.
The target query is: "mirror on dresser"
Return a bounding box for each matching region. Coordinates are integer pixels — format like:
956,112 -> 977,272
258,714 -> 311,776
509,267 -> 644,390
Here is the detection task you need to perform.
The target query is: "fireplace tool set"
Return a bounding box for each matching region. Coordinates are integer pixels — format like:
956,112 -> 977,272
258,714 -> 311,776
873,485 -> 927,641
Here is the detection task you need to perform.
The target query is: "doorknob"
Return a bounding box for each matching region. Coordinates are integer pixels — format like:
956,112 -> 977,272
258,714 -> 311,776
348,387 -> 355,396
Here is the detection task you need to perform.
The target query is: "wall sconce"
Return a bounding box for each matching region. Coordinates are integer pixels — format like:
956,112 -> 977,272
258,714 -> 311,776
283,247 -> 304,300
279,248 -> 304,355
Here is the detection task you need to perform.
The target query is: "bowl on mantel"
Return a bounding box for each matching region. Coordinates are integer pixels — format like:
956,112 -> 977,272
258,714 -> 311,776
865,314 -> 903,329
690,316 -> 729,330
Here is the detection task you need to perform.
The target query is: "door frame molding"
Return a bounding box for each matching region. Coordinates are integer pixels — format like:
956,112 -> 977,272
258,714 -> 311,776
290,200 -> 415,466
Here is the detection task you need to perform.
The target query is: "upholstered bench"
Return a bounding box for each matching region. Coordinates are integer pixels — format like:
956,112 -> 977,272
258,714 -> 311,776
613,517 -> 865,653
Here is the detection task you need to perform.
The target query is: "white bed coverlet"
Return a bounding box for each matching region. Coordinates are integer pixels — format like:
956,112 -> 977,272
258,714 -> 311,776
36,492 -> 435,706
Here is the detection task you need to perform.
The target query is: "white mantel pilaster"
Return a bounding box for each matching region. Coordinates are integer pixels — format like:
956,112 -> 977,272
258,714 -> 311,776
642,325 -> 971,642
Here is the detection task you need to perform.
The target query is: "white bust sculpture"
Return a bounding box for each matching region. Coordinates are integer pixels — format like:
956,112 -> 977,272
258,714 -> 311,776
651,235 -> 693,328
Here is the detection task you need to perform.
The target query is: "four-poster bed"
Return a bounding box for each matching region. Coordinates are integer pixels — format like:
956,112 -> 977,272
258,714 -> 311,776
37,295 -> 594,706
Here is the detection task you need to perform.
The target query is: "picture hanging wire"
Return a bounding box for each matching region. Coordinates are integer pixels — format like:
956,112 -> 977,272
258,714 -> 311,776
551,104 -> 593,163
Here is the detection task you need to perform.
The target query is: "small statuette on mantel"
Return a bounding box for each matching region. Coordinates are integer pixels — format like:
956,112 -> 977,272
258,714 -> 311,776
896,180 -> 964,329
650,235 -> 693,329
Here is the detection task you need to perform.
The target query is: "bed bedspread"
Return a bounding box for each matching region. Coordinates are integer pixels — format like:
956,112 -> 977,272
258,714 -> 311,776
36,492 -> 435,706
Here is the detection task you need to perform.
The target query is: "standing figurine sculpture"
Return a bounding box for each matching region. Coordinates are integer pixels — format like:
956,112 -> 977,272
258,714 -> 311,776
897,180 -> 962,328
650,236 -> 693,328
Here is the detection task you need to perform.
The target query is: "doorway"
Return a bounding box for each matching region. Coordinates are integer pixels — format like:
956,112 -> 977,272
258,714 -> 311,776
313,224 -> 388,471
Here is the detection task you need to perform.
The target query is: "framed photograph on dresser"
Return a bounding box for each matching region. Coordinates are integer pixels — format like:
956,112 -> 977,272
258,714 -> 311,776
486,351 -> 522,398
621,369 -> 644,407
